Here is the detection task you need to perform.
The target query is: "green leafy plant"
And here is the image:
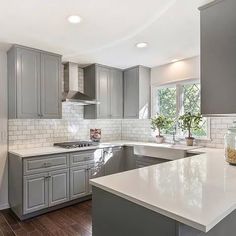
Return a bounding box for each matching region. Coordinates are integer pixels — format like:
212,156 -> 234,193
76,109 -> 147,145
178,112 -> 202,139
151,114 -> 173,137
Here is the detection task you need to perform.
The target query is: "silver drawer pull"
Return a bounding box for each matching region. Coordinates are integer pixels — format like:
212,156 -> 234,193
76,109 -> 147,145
42,162 -> 52,168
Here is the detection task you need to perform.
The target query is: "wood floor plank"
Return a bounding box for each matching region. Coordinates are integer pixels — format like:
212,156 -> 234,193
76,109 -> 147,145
0,214 -> 15,236
0,201 -> 93,236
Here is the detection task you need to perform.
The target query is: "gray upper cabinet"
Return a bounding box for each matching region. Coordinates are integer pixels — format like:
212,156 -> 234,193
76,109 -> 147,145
110,69 -> 123,118
97,66 -> 110,118
7,45 -> 62,119
123,66 -> 151,119
11,47 -> 41,119
40,53 -> 62,119
124,67 -> 139,118
200,0 -> 236,115
84,64 -> 123,119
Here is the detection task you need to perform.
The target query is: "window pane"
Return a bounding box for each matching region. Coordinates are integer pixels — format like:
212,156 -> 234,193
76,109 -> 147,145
157,87 -> 176,118
182,83 -> 207,137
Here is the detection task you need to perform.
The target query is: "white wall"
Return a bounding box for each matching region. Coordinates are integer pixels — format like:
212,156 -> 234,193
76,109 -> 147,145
151,56 -> 200,86
0,50 -> 8,209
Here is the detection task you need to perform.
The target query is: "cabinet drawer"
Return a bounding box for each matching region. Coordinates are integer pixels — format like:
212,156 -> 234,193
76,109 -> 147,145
70,150 -> 103,167
23,154 -> 69,175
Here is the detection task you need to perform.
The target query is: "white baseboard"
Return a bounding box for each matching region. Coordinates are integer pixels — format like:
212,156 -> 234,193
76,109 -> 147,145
0,203 -> 9,210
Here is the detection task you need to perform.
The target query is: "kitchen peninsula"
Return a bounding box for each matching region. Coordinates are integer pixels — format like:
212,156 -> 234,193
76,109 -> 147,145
90,148 -> 236,236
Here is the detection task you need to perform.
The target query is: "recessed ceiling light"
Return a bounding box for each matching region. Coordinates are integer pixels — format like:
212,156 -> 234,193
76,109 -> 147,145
67,15 -> 82,24
136,42 -> 148,48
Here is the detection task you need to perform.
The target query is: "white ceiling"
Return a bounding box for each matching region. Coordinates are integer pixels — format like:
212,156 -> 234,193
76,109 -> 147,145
0,0 -> 213,68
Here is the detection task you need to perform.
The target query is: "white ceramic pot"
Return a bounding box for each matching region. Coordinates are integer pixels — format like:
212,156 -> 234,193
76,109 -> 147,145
156,136 -> 164,144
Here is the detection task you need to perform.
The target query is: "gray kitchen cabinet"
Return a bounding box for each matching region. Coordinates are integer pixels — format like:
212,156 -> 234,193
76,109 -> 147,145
70,149 -> 104,197
135,155 -> 167,168
123,66 -> 151,119
97,66 -> 110,118
70,165 -> 88,199
199,0 -> 236,115
8,47 -> 41,119
40,53 -> 62,118
104,147 -> 124,175
84,64 -> 123,119
7,45 -> 62,119
23,173 -> 48,214
48,169 -> 69,207
124,146 -> 137,170
110,69 -> 123,118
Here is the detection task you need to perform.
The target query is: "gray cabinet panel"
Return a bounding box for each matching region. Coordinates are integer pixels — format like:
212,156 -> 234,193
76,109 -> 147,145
70,151 -> 95,167
23,154 -> 69,175
84,64 -> 123,119
110,69 -> 123,118
200,0 -> 236,115
135,155 -> 167,168
40,53 -> 62,119
97,66 -> 110,118
23,173 -> 48,214
7,45 -> 62,119
124,67 -> 139,118
70,165 -> 88,199
123,66 -> 151,119
104,147 -> 124,175
49,169 -> 69,206
16,48 -> 41,118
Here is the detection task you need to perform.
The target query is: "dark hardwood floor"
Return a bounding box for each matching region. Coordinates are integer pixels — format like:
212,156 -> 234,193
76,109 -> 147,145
0,200 -> 92,236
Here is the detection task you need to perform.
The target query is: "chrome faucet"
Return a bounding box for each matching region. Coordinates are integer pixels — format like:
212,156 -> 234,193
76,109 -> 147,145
172,124 -> 178,145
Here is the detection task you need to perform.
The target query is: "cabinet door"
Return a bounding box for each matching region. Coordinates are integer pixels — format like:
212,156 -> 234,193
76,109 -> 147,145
200,0 -> 236,115
124,67 -> 139,118
41,53 -> 62,119
70,165 -> 88,200
104,147 -> 124,175
16,48 -> 41,118
96,66 -> 110,118
23,173 -> 48,214
110,69 -> 123,118
48,169 -> 69,206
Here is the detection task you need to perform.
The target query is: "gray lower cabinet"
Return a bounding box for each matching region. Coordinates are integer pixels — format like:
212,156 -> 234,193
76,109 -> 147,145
23,173 -> 48,214
9,146 -> 166,220
70,165 -> 88,199
48,169 -> 69,206
104,147 -> 124,175
23,169 -> 69,214
7,45 -> 62,119
135,155 -> 167,168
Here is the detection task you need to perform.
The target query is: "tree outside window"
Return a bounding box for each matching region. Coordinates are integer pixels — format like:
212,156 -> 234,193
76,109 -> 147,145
154,81 -> 208,138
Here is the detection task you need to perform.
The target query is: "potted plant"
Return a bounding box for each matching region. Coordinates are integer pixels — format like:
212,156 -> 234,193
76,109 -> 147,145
151,114 -> 173,143
178,112 -> 202,146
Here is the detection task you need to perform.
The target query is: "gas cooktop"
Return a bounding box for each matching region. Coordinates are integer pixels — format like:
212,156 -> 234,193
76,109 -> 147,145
54,141 -> 98,149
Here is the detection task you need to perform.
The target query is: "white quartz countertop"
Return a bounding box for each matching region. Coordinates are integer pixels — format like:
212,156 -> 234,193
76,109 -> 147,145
90,148 -> 236,233
8,140 -> 200,158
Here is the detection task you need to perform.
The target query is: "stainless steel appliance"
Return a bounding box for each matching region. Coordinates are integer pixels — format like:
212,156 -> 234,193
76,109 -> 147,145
54,141 -> 97,149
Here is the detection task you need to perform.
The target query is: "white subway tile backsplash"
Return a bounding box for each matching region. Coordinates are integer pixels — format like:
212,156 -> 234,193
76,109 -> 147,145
7,67 -> 235,150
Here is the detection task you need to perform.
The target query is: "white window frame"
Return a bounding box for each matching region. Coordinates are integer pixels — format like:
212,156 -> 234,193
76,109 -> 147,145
151,79 -> 211,141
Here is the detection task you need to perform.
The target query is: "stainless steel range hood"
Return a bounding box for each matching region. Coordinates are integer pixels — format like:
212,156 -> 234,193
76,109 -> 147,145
62,62 -> 98,105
